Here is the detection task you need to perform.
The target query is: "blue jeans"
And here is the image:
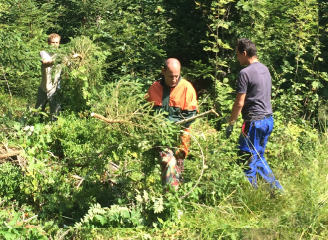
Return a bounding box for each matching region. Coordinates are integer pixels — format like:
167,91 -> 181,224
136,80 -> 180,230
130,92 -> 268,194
238,116 -> 282,189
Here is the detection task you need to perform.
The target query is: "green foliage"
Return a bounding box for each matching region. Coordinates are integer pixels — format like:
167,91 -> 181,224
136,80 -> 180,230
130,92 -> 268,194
56,36 -> 109,112
0,78 -> 184,227
1,77 -> 328,236
75,203 -> 140,228
268,112 -> 319,170
234,0 -> 328,120
0,200 -> 48,238
0,0 -> 59,99
0,228 -> 48,240
0,163 -> 23,200
51,0 -> 169,78
162,0 -> 209,65
1,0 -> 328,237
100,0 -> 169,77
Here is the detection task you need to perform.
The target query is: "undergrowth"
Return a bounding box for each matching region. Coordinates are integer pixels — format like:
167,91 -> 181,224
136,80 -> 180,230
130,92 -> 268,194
0,82 -> 328,239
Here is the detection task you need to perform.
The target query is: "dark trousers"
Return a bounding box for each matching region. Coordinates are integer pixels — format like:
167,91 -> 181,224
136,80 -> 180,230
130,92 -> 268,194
35,87 -> 61,120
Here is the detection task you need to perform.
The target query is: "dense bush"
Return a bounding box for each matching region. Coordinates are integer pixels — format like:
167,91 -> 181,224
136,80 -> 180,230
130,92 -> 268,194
0,163 -> 23,200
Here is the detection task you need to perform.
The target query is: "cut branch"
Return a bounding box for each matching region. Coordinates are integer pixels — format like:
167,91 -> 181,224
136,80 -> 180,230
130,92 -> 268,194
175,109 -> 220,125
0,150 -> 24,159
23,215 -> 38,223
76,168 -> 95,189
91,112 -> 132,124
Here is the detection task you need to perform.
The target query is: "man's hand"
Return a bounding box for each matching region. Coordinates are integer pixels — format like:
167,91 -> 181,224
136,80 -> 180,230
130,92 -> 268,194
42,59 -> 53,68
226,124 -> 234,138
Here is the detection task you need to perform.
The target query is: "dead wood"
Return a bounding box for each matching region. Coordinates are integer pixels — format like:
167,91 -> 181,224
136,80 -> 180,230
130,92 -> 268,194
0,150 -> 24,159
175,109 -> 220,125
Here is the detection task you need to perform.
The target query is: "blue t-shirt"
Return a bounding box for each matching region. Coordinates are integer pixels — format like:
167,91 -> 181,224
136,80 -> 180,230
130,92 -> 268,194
236,61 -> 272,120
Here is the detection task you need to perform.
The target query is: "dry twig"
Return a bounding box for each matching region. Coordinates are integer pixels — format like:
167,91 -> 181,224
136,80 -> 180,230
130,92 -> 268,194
0,150 -> 24,159
0,199 -> 6,206
76,168 -> 96,188
175,109 -> 220,125
23,215 -> 38,223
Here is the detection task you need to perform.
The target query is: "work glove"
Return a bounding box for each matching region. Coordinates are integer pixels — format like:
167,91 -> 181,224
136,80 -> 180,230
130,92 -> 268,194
226,124 -> 234,138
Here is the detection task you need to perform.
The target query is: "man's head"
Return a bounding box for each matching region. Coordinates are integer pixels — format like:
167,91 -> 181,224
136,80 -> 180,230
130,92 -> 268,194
162,58 -> 181,87
236,38 -> 257,66
47,33 -> 61,47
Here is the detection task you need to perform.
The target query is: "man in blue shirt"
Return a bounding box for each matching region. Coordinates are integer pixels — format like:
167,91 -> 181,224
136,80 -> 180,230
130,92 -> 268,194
226,38 -> 282,190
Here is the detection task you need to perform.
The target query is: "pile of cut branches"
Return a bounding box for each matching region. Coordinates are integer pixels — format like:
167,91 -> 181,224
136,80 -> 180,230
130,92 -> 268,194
48,36 -> 109,111
89,78 -> 180,147
0,143 -> 26,168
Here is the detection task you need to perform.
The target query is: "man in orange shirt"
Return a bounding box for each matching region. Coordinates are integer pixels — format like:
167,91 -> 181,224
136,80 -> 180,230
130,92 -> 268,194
146,58 -> 198,191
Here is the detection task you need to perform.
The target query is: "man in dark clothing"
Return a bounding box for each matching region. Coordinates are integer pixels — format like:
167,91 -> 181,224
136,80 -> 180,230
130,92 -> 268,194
146,58 -> 198,191
226,38 -> 282,190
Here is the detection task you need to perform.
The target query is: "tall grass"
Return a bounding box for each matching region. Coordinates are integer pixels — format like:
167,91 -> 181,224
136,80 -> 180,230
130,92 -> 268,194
177,118 -> 328,239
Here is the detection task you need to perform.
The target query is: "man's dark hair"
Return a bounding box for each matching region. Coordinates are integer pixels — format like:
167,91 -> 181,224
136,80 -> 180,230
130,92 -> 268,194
236,38 -> 257,57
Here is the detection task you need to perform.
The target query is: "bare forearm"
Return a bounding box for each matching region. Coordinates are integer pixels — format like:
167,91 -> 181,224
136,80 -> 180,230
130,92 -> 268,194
229,104 -> 243,125
228,93 -> 246,125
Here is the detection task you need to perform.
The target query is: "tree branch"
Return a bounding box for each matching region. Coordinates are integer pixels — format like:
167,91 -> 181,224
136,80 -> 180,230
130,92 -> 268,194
175,109 -> 220,125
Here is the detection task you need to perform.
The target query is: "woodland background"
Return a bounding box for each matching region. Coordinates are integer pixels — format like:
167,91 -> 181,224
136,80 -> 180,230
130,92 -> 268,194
0,0 -> 328,239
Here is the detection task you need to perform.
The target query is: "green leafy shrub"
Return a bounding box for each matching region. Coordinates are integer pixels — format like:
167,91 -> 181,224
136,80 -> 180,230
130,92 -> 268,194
0,1 -> 59,99
41,36 -> 109,112
0,163 -> 23,200
267,111 -> 319,170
